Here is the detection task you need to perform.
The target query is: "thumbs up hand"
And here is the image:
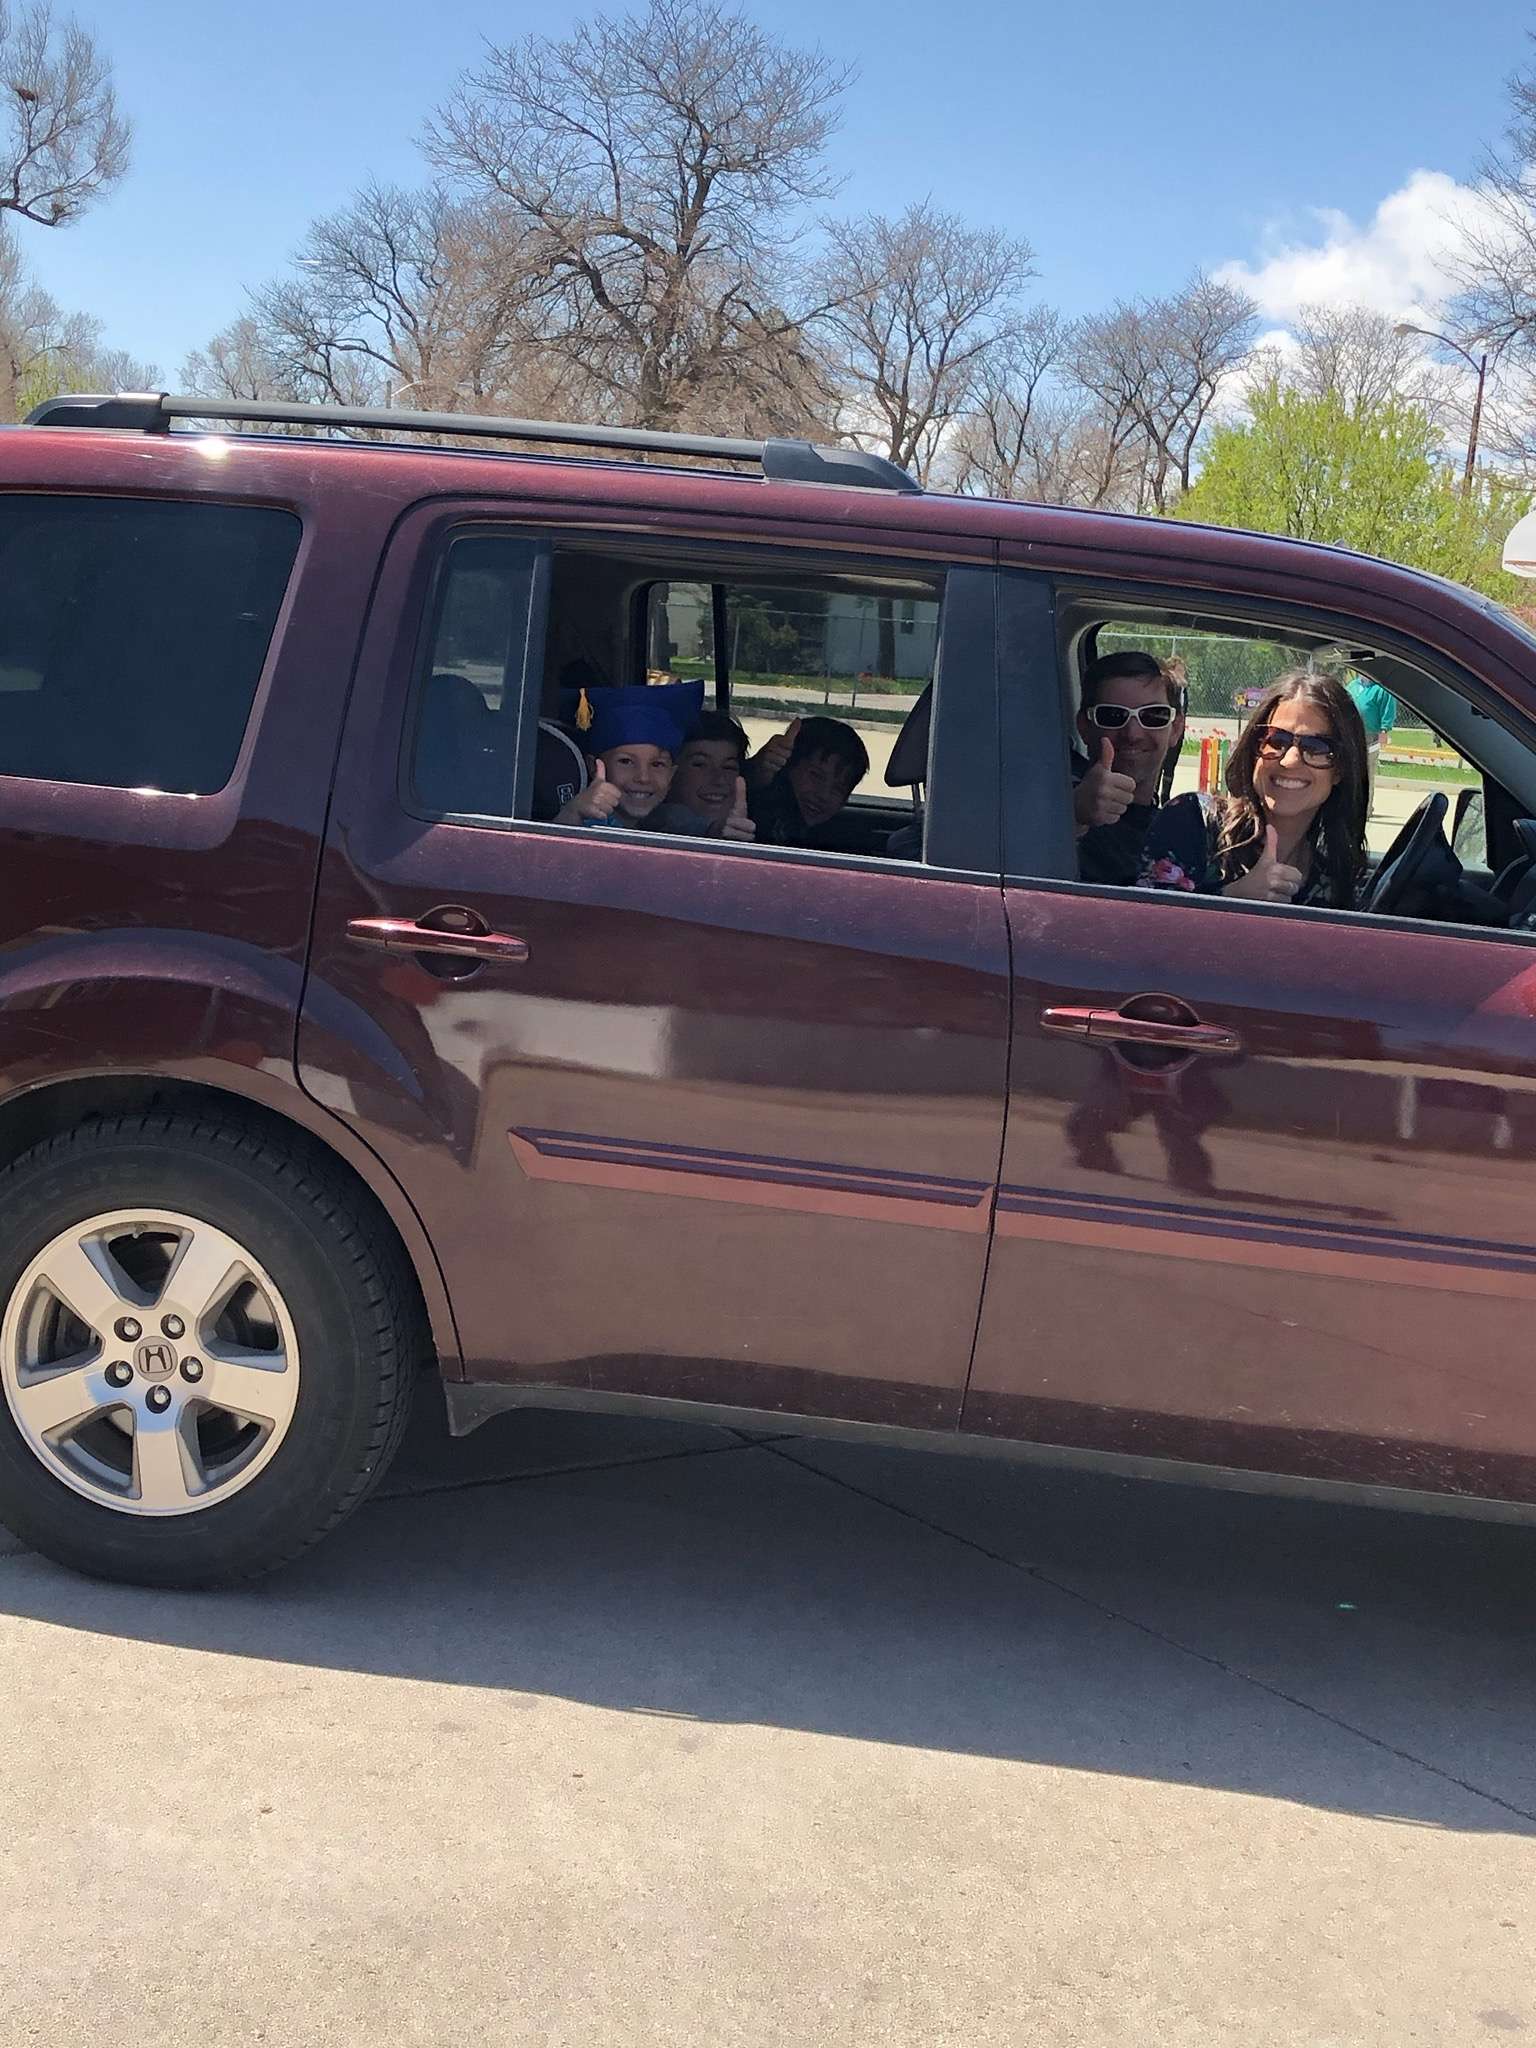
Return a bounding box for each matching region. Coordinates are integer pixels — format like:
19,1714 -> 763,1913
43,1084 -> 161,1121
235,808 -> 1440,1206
1074,736 -> 1138,833
721,774 -> 756,841
575,757 -> 623,823
747,717 -> 801,788
1226,823 -> 1305,902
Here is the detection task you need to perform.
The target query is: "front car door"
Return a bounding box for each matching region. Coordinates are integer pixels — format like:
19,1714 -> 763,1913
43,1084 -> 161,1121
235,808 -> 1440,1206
298,498 -> 1009,1431
969,548 -> 1536,1510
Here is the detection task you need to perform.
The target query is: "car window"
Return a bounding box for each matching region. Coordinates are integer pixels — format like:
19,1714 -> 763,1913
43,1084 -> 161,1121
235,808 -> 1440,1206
410,536 -> 943,865
1056,608 -> 1530,934
1383,719 -> 1485,864
1452,786 -> 1489,869
0,495 -> 300,795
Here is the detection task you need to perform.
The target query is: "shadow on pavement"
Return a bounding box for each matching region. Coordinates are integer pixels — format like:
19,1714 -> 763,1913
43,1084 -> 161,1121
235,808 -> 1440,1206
3,1390 -> 1534,1835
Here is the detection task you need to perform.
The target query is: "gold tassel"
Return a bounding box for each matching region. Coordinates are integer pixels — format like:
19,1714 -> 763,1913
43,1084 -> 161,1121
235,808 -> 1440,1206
576,688 -> 592,732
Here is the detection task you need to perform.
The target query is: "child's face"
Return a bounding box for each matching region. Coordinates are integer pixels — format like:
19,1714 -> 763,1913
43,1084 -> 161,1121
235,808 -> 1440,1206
671,737 -> 743,824
788,749 -> 859,828
593,743 -> 675,820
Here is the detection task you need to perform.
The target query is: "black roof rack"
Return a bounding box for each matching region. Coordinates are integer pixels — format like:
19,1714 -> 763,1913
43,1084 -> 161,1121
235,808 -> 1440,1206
25,390 -> 922,495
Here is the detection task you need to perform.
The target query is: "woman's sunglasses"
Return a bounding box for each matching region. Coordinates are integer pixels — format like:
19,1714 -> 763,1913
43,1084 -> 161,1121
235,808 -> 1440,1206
1255,726 -> 1339,767
1085,703 -> 1177,730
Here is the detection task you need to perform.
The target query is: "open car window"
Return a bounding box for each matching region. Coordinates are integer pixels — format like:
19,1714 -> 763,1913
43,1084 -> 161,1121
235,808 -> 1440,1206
406,532 -> 955,869
1053,600 -> 1536,938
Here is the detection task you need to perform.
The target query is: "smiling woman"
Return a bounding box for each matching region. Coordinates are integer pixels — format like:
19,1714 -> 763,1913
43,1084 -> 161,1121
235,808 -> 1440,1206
1138,671 -> 1371,908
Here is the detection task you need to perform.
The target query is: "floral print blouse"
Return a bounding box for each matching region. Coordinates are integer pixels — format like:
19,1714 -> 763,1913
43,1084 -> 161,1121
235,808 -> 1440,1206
1137,793 -> 1341,907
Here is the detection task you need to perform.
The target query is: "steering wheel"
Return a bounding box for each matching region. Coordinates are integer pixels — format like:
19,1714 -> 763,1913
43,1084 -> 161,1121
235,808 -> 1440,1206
1363,791 -> 1454,916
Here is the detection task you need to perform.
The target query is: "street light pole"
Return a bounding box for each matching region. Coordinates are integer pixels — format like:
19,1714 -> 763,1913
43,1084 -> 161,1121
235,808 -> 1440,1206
1395,321 -> 1523,497
1463,351 -> 1489,497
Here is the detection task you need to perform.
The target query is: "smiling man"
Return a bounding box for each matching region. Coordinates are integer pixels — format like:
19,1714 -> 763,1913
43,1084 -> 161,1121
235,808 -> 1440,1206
1072,651 -> 1186,885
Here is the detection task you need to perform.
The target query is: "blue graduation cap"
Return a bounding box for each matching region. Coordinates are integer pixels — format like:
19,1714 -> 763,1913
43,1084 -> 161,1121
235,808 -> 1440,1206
561,679 -> 705,760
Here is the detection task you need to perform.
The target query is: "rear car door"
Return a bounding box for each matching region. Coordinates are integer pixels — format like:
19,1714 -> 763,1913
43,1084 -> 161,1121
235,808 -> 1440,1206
967,562 -> 1536,1508
297,502 -> 1008,1430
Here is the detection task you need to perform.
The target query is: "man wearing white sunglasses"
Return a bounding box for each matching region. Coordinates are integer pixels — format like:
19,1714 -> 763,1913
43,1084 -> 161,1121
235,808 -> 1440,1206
1072,650 -> 1186,885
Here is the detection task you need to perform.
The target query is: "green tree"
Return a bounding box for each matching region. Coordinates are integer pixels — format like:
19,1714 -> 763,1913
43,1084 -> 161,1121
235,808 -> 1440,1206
1176,382 -> 1531,601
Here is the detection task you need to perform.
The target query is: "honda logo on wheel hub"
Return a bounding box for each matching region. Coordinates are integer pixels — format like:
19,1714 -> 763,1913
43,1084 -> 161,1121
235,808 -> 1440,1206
135,1340 -> 176,1380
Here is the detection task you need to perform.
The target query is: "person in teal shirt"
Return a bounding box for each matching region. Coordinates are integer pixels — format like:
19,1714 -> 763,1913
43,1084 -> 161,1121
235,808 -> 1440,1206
1347,674 -> 1397,803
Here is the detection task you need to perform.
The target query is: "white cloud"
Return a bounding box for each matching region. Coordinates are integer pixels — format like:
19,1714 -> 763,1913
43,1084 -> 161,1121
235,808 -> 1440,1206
1215,169 -> 1496,325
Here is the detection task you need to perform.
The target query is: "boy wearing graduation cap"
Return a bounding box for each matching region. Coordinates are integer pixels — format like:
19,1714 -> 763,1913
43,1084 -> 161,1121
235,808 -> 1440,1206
555,680 -> 714,833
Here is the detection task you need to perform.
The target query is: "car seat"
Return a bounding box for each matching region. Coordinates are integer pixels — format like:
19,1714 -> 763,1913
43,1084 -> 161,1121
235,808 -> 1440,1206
882,681 -> 931,858
414,672 -> 504,815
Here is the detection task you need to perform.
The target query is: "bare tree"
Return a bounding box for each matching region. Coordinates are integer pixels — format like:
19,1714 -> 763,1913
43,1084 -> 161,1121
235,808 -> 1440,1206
245,182 -> 528,409
0,221 -> 151,417
814,202 -> 1036,481
945,306 -> 1074,498
953,395 -> 1141,508
1288,302 -> 1452,418
0,2 -> 128,226
182,314 -> 311,402
1439,38 -> 1536,470
425,0 -> 848,432
1068,273 -> 1257,512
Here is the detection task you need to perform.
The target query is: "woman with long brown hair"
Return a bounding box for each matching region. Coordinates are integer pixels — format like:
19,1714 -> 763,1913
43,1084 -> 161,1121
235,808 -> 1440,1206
1138,670 -> 1370,908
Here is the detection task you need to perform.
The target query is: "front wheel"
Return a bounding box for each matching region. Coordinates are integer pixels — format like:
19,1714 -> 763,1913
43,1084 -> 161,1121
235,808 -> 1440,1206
0,1112 -> 420,1587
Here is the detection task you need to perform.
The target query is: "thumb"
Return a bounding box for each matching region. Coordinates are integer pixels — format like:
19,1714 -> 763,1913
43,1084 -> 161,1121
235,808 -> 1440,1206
594,757 -> 610,785
787,718 -> 802,742
1098,736 -> 1115,773
1263,823 -> 1279,864
733,774 -> 748,812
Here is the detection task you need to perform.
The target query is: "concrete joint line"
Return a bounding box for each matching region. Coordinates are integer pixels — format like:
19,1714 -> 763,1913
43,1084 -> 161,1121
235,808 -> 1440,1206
763,1442 -> 1536,1832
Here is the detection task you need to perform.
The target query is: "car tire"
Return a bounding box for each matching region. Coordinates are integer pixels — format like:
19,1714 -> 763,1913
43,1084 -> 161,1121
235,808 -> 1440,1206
0,1111 -> 420,1588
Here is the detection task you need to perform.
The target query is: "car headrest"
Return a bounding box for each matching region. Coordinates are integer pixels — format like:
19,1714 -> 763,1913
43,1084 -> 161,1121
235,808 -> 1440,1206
427,671 -> 490,723
884,682 -> 932,787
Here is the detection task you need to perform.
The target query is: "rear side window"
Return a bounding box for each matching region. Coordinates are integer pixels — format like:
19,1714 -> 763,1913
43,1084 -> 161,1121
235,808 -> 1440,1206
0,495 -> 300,794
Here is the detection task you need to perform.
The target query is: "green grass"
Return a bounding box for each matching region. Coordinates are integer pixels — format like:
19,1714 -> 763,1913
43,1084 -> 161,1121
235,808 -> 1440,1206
1376,758 -> 1478,786
671,659 -> 921,696
731,694 -> 909,728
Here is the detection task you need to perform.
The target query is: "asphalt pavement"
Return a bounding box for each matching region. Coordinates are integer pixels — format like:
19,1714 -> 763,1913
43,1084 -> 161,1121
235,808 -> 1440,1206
2,1394 -> 1534,2046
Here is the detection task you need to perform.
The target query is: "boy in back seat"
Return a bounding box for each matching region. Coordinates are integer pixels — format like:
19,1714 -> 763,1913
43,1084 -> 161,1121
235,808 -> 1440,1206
555,682 -> 713,835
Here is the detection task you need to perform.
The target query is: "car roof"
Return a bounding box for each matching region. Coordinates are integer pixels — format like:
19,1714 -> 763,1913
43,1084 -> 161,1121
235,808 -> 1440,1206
8,407 -> 1534,677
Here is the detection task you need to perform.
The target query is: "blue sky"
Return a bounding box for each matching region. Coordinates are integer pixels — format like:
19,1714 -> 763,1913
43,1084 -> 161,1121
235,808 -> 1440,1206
21,0 -> 1536,376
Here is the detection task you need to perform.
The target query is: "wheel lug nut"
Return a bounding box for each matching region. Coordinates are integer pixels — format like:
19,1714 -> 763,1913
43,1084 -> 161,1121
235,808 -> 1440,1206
114,1317 -> 142,1342
180,1357 -> 203,1384
145,1385 -> 172,1413
105,1361 -> 133,1389
161,1314 -> 185,1339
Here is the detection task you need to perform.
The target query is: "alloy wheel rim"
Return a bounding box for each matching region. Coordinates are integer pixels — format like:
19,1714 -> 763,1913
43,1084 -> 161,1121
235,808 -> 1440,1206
1,1208 -> 301,1517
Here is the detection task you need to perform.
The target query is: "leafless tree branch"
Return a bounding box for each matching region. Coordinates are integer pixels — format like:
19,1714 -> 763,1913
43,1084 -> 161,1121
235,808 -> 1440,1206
0,2 -> 127,227
423,0 -> 849,430
812,201 -> 1036,480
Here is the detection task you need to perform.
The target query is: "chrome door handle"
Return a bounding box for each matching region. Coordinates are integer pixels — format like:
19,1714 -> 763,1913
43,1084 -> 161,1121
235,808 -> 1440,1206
1040,1005 -> 1240,1054
345,916 -> 529,964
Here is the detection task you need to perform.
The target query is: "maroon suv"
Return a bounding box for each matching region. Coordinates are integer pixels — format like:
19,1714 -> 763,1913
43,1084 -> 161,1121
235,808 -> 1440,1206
6,390 -> 1536,1588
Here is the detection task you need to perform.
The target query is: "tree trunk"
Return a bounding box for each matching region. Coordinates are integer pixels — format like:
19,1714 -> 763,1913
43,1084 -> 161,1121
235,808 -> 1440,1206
877,596 -> 896,679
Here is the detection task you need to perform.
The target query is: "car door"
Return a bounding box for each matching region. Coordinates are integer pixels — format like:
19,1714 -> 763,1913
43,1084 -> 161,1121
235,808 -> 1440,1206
966,564 -> 1536,1507
297,504 -> 1009,1430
